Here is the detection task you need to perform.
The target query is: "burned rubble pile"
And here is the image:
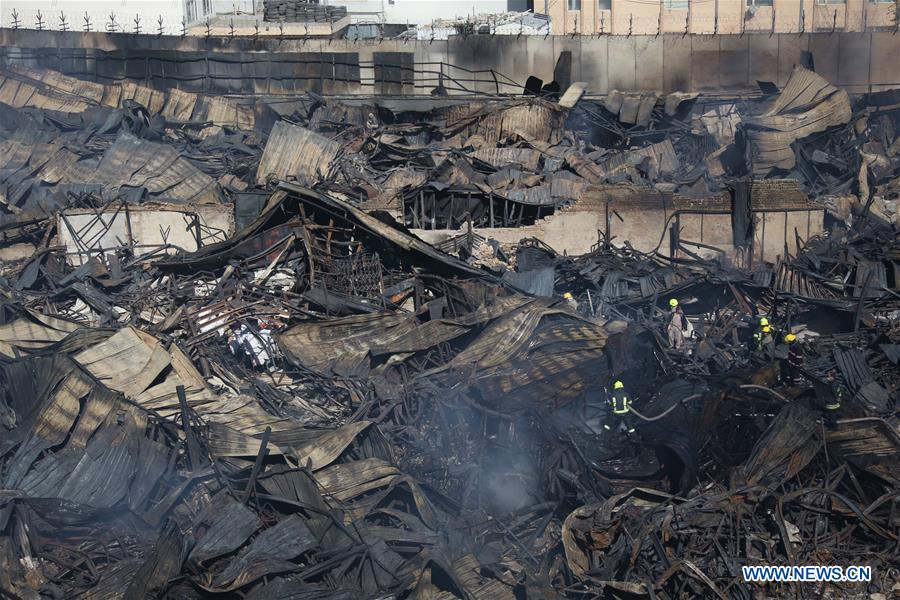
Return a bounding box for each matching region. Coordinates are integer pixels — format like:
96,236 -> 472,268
0,61 -> 899,599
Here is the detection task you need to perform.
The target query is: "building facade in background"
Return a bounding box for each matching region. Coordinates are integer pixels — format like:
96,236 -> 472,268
5,0 -> 892,36
326,1 -> 532,25
1,0 -> 187,35
1,1 -> 534,36
543,0 -> 897,35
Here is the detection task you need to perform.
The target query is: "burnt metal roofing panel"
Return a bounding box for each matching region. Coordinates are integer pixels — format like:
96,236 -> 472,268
256,121 -> 343,186
213,515 -> 318,589
833,347 -> 874,391
190,498 -> 261,563
53,412 -> 141,508
881,344 -> 900,364
501,266 -> 555,297
471,148 -> 542,171
746,66 -> 852,174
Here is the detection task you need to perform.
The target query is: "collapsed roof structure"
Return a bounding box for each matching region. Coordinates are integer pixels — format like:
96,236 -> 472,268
0,53 -> 899,599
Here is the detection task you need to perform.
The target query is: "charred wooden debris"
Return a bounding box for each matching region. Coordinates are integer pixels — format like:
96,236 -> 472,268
0,62 -> 899,599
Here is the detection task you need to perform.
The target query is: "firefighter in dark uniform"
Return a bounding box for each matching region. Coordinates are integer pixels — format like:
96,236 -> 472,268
604,380 -> 636,436
782,333 -> 804,384
816,372 -> 843,429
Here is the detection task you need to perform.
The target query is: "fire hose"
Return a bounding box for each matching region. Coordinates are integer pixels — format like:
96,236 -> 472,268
628,385 -> 788,422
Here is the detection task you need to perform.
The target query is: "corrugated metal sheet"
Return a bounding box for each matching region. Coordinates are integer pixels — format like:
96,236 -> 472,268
3,369 -> 93,489
291,421 -> 379,470
599,139 -> 679,179
550,175 -> 589,201
313,458 -> 401,502
161,88 -> 198,121
363,167 -> 428,211
471,147 -> 542,171
212,515 -> 318,590
278,296 -> 531,378
506,183 -> 554,205
21,66 -> 107,104
256,121 -> 343,186
0,72 -> 92,112
422,299 -> 609,404
74,327 -> 171,398
1,133 -> 221,210
0,65 -> 255,129
825,419 -> 900,486
746,66 -> 852,174
90,134 -> 221,203
0,310 -> 81,358
120,81 -> 167,115
699,103 -> 742,146
605,90 -> 660,127
881,344 -> 900,364
52,407 -> 143,508
193,95 -> 255,129
833,347 -> 874,391
854,261 -> 887,298
501,266 -> 555,297
446,101 -> 564,146
189,498 -> 260,563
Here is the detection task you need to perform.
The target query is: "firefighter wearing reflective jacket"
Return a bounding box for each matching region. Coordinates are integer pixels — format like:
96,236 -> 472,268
753,317 -> 774,354
563,292 -> 579,312
604,380 -> 636,435
818,372 -> 843,428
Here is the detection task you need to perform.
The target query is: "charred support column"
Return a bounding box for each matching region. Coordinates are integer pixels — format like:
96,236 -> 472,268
669,214 -> 681,258
730,179 -> 752,266
489,193 -> 495,228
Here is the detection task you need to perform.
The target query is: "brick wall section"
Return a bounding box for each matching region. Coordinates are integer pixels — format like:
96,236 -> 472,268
750,179 -> 821,210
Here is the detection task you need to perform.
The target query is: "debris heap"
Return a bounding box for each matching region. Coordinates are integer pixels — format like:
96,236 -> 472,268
0,61 -> 898,599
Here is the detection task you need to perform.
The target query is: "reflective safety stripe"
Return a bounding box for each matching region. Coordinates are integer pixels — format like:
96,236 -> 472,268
824,403 -> 841,410
611,393 -> 629,414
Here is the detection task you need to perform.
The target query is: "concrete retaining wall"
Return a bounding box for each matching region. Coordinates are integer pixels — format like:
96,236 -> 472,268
0,29 -> 897,96
414,203 -> 823,264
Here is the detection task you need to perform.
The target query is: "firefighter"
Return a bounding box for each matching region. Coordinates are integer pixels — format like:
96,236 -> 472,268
667,299 -> 685,350
817,372 -> 843,429
783,333 -> 804,384
753,317 -> 774,354
563,292 -> 579,311
603,380 -> 636,436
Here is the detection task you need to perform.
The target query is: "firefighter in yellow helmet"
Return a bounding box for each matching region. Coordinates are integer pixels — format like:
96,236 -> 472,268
782,333 -> 804,384
667,299 -> 685,350
603,380 -> 636,436
753,317 -> 774,354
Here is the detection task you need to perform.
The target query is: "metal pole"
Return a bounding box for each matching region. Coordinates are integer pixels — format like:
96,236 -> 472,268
176,384 -> 203,470
241,426 -> 271,504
